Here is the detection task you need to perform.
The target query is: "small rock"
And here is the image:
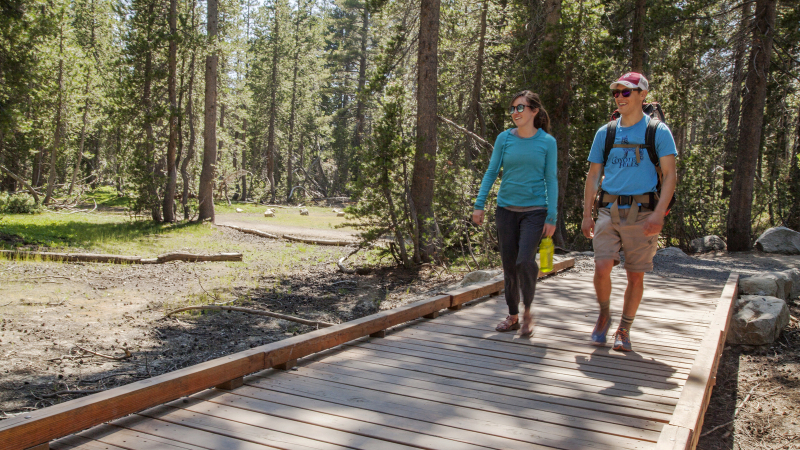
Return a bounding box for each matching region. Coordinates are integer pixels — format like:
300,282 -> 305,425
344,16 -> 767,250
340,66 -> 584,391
300,209 -> 309,216
754,227 -> 800,254
740,272 -> 793,300
336,212 -> 345,217
690,235 -> 726,253
264,210 -> 275,217
461,269 -> 502,287
727,295 -> 790,345
656,247 -> 688,258
235,208 -> 244,213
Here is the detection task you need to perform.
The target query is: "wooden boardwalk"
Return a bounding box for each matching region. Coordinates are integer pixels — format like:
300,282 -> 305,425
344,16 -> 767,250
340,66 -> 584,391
34,271 -> 735,450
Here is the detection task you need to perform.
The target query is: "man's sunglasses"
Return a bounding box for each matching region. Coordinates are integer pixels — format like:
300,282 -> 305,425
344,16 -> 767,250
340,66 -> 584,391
611,88 -> 642,98
508,104 -> 537,114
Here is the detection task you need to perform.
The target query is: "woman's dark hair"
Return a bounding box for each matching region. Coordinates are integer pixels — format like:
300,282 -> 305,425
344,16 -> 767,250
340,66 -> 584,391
509,91 -> 550,133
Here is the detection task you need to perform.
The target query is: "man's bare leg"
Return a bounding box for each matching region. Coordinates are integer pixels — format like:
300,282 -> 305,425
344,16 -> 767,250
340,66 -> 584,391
591,259 -> 615,345
613,270 -> 645,351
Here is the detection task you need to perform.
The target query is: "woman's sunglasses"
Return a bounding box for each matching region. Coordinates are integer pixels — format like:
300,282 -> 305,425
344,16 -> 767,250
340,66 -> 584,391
508,104 -> 537,114
611,88 -> 642,98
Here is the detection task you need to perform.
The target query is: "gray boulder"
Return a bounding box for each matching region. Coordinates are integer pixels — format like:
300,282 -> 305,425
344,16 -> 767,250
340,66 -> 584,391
690,235 -> 726,253
656,247 -> 688,258
739,272 -> 793,300
727,295 -> 790,345
754,227 -> 800,254
783,268 -> 800,299
461,269 -> 502,287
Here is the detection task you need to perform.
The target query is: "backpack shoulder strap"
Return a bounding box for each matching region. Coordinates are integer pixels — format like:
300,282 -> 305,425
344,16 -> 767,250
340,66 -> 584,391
603,120 -> 617,165
645,118 -> 660,167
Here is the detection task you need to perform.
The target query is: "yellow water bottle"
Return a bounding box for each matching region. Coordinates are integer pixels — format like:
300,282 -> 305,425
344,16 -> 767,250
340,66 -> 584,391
539,236 -> 554,273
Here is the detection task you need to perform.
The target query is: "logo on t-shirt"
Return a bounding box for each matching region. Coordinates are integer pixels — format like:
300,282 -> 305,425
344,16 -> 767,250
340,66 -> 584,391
610,134 -> 639,168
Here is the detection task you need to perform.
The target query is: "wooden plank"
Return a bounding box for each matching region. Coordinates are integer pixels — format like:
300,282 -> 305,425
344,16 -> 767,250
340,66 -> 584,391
50,435 -> 129,450
309,354 -> 674,421
369,332 -> 689,384
73,423 -> 207,449
392,327 -> 692,377
302,360 -> 667,432
140,402 -> 415,450
224,386 -> 560,450
336,345 -> 683,403
414,322 -> 697,367
215,376 -> 244,390
179,392 -> 490,450
665,273 -> 738,449
655,425 -> 692,450
435,314 -> 701,357
248,374 -> 653,450
24,445 -> 48,450
0,294 -> 451,450
351,338 -> 687,391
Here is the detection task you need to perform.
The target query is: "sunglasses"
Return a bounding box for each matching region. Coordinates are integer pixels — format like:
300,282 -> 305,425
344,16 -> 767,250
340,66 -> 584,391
611,88 -> 642,98
508,104 -> 537,114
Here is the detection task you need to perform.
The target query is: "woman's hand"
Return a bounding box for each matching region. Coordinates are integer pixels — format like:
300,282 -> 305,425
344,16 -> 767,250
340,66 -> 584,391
543,223 -> 556,237
472,210 -> 484,225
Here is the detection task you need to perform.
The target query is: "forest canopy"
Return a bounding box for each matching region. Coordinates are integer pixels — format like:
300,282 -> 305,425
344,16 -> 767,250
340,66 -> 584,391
0,0 -> 798,264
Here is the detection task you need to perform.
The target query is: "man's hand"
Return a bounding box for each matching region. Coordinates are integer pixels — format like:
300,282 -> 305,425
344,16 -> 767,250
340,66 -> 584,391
581,216 -> 595,239
642,213 -> 664,236
543,223 -> 556,237
472,209 -> 484,225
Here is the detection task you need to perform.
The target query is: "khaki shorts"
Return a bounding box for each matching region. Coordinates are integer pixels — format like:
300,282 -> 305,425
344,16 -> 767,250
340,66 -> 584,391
593,207 -> 658,272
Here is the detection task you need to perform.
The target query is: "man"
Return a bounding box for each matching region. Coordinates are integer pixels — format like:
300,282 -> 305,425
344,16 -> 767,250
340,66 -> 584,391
581,72 -> 677,352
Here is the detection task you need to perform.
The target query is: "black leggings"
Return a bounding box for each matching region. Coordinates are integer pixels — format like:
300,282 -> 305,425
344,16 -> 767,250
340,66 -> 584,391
496,207 -> 546,316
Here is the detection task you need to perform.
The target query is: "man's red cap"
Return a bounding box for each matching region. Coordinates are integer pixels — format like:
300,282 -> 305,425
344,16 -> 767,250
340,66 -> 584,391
610,72 -> 649,91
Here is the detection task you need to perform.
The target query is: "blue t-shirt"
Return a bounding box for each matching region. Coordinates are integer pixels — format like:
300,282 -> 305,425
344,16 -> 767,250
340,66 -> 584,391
587,115 -> 677,206
474,128 -> 558,225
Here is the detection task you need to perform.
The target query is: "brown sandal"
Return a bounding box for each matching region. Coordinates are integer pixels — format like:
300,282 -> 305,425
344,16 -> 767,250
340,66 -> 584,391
496,315 -> 520,332
520,311 -> 534,336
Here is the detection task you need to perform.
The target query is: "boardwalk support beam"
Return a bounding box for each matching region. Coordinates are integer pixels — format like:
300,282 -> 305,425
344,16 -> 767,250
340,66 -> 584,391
215,377 -> 244,390
274,359 -> 298,370
369,330 -> 387,337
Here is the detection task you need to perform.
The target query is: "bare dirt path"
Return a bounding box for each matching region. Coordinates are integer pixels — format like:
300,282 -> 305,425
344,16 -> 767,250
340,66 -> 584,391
215,213 -> 358,241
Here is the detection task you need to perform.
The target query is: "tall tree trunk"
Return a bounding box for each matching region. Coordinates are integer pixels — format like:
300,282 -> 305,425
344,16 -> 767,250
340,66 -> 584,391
199,0 -> 219,221
410,0 -> 441,263
722,2 -> 751,199
352,7 -> 369,151
45,21 -> 65,205
241,118 -> 247,201
163,0 -> 178,222
266,9 -> 280,203
540,0 -> 570,246
182,48 -> 197,220
68,73 -> 91,196
286,14 -> 301,202
32,147 -> 44,187
143,25 -> 161,222
630,0 -> 646,73
727,0 -> 777,251
787,104 -> 800,230
464,0 -> 487,170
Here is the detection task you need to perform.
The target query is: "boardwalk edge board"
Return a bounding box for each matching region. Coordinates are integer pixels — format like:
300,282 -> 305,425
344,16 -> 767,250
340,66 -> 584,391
0,259 -> 574,450
655,272 -> 739,450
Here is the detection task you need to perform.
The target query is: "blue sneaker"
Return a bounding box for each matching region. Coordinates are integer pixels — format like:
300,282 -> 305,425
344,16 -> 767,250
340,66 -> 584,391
591,314 -> 611,346
613,327 -> 632,352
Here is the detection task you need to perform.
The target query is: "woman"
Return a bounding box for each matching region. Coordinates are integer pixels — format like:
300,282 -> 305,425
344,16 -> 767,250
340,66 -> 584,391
472,91 -> 557,336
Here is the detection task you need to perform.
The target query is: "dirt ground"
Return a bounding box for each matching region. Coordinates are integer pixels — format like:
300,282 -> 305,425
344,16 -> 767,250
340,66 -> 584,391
2,226 -> 800,450
0,226 -> 461,418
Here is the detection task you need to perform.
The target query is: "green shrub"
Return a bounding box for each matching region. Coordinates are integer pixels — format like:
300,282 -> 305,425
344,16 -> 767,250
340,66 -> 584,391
0,192 -> 42,214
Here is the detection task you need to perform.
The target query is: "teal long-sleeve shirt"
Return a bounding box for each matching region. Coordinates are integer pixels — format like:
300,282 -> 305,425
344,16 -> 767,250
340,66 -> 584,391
474,128 -> 558,225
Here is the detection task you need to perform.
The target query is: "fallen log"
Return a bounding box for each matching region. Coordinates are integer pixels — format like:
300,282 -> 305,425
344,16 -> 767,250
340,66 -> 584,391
0,250 -> 242,264
165,305 -> 335,328
283,234 -> 354,246
219,224 -> 281,239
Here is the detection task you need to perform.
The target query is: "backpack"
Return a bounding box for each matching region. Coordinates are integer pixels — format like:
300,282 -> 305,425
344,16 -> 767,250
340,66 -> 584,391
599,102 -> 676,216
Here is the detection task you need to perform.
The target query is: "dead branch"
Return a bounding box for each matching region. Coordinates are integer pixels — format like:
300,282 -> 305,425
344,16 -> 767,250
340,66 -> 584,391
701,382 -> 761,438
73,345 -> 132,361
165,305 -> 335,328
437,115 -> 493,149
39,389 -> 102,398
0,250 -> 242,264
0,164 -> 41,204
337,246 -> 365,274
